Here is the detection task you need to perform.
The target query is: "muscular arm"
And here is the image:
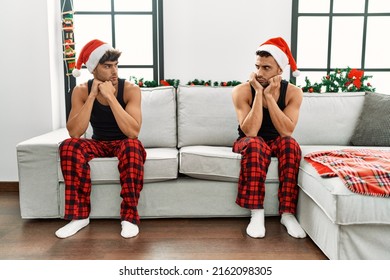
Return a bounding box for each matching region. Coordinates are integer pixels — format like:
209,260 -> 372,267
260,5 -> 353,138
99,80 -> 142,139
265,80 -> 303,137
233,75 -> 303,138
66,82 -> 98,138
232,80 -> 264,137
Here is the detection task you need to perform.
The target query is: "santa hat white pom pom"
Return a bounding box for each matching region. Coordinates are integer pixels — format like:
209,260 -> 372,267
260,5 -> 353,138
292,70 -> 300,77
72,68 -> 81,77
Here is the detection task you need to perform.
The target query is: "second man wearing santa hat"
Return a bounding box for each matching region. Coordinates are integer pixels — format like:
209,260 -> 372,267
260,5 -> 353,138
232,37 -> 306,239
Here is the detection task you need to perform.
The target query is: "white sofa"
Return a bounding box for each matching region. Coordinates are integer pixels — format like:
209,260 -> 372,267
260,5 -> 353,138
16,85 -> 390,259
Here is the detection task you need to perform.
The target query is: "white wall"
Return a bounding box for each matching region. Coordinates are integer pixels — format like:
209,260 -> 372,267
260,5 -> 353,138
0,0 -> 64,181
0,0 -> 292,181
164,0 -> 292,82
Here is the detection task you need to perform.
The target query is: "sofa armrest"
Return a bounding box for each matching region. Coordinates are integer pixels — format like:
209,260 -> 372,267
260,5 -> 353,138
16,128 -> 69,218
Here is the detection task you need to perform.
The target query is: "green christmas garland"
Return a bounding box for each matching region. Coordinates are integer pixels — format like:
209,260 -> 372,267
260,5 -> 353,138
131,67 -> 375,93
130,76 -> 241,88
300,67 -> 375,93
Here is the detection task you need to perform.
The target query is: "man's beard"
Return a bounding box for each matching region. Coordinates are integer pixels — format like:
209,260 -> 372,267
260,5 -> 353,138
256,77 -> 269,88
260,82 -> 269,88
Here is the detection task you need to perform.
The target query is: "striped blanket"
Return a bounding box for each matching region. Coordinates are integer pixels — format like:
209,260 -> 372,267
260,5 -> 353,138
304,149 -> 390,197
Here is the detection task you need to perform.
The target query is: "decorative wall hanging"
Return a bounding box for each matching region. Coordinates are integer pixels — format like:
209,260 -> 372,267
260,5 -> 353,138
61,10 -> 75,76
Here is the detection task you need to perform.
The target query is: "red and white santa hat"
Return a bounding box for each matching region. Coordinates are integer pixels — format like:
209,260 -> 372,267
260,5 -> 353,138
257,37 -> 300,77
72,39 -> 113,77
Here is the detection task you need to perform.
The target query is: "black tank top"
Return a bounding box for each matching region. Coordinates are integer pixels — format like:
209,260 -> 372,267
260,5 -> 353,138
237,80 -> 288,141
88,78 -> 127,141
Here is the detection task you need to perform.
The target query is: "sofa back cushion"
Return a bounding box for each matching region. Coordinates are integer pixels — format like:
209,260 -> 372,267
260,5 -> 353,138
350,92 -> 390,146
138,86 -> 177,148
293,92 -> 365,145
177,86 -> 238,148
139,86 -> 366,148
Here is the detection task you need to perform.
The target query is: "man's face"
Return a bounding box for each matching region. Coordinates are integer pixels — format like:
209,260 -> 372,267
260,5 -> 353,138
254,55 -> 281,87
93,61 -> 119,85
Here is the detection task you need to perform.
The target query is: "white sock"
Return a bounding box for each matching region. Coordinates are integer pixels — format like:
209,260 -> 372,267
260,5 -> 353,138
121,221 -> 139,238
55,218 -> 90,239
246,209 -> 265,238
280,213 -> 306,238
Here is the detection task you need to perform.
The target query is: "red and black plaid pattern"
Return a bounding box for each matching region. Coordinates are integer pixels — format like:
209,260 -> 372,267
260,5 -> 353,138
305,148 -> 390,197
59,138 -> 146,224
233,136 -> 301,214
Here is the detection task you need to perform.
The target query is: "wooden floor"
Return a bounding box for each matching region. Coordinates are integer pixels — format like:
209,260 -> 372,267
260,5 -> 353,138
0,191 -> 327,260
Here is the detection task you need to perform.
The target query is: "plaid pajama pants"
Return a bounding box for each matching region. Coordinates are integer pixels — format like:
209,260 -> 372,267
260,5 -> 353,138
232,136 -> 301,214
59,137 -> 146,224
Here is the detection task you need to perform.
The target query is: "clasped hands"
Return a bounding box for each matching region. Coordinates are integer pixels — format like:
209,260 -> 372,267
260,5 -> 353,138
90,79 -> 116,100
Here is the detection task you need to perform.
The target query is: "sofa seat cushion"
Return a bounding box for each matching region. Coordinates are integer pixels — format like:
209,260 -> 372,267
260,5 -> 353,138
179,145 -> 279,182
299,145 -> 390,225
58,148 -> 178,184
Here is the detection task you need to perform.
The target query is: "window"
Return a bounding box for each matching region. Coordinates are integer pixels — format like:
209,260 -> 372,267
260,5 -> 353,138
291,0 -> 390,93
61,0 -> 164,118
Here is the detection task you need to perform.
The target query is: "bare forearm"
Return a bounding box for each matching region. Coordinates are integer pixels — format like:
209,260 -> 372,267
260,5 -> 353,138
115,113 -> 141,139
108,99 -> 141,139
240,91 -> 264,137
66,96 -> 95,138
266,98 -> 294,137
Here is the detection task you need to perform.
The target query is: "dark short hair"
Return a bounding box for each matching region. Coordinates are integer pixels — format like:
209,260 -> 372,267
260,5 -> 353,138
255,50 -> 272,57
99,49 -> 122,64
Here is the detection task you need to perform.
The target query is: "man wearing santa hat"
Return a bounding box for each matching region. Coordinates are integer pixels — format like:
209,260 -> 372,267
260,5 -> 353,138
232,37 -> 306,239
55,39 -> 146,239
